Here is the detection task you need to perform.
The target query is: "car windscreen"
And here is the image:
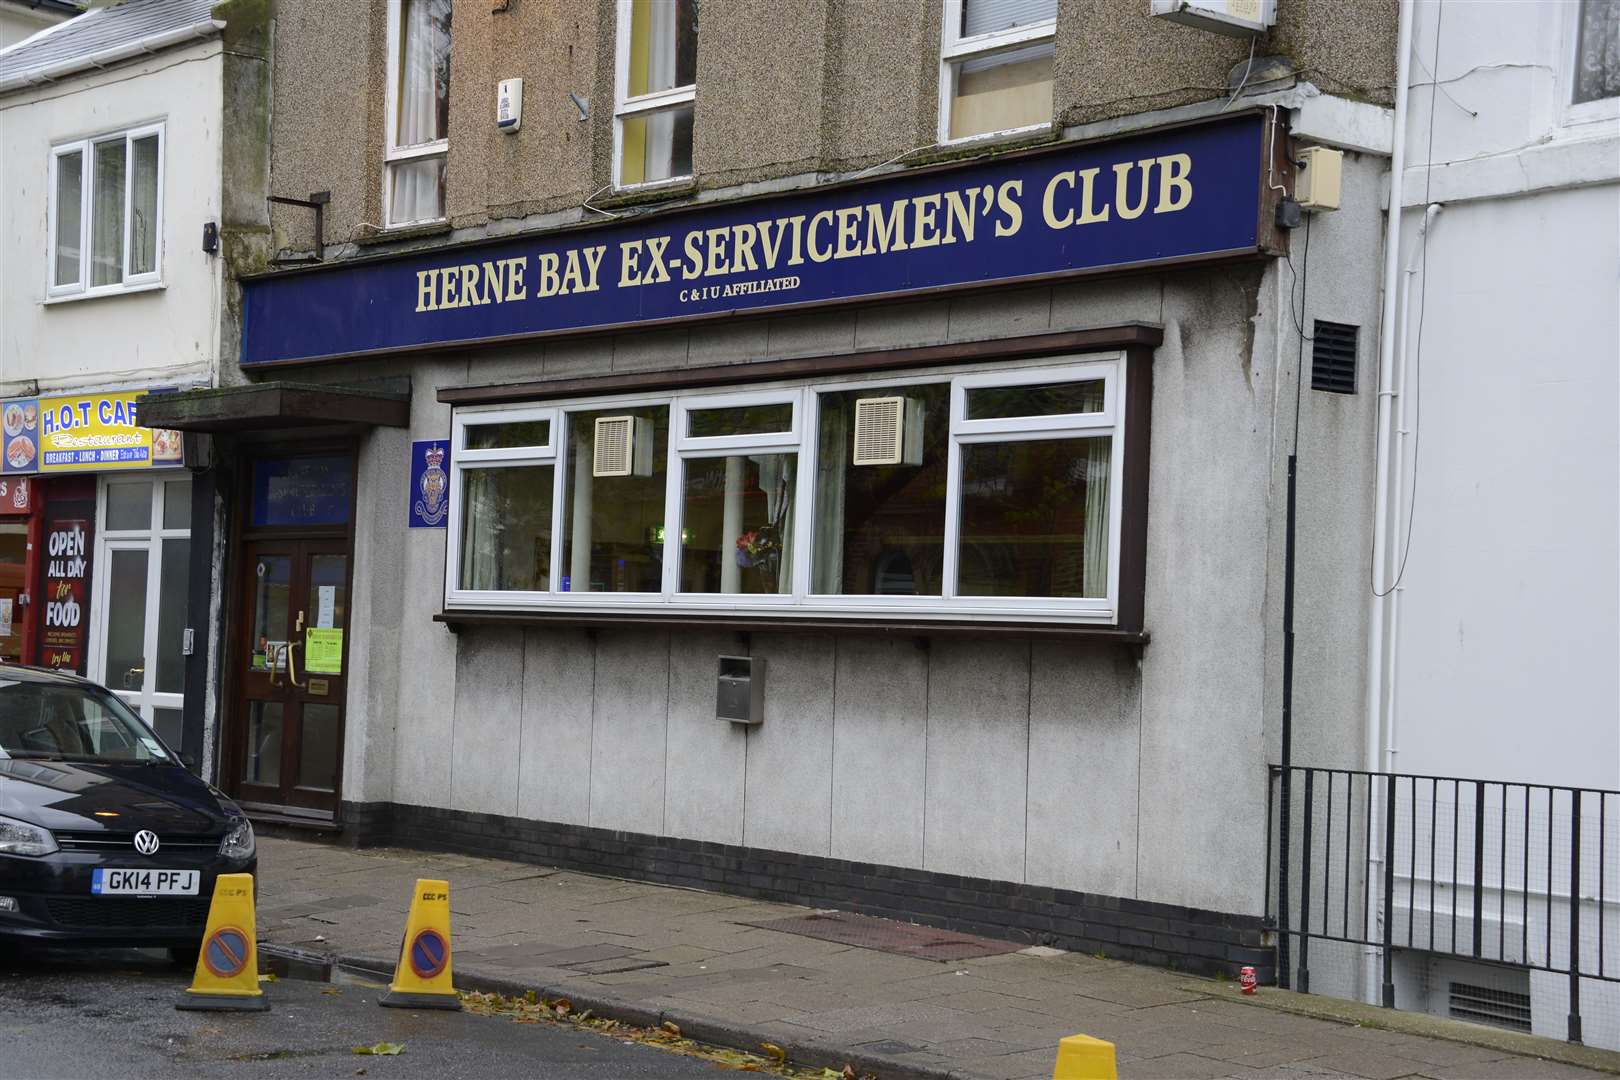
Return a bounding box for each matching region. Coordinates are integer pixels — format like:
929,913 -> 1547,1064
0,680 -> 173,764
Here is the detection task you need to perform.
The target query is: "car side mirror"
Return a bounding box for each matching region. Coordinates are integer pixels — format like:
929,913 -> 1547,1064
180,752 -> 199,772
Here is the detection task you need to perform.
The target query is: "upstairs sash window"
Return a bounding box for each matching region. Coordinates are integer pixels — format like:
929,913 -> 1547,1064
939,0 -> 1057,144
615,0 -> 698,188
386,0 -> 452,226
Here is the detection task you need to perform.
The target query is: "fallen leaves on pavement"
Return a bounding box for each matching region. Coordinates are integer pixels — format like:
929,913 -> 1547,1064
351,1042 -> 405,1056
459,991 -> 876,1078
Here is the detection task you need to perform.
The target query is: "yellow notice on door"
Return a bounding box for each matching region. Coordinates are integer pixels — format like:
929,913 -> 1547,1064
305,628 -> 343,674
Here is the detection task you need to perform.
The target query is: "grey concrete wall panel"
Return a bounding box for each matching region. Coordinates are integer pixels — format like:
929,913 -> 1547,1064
663,630 -> 748,845
389,524 -> 460,801
742,634 -> 836,856
923,638 -> 1031,883
1134,268 -> 1272,915
1050,277 -> 1164,334
613,328 -> 691,373
517,629 -> 597,827
830,636 -> 928,869
450,628 -> 525,816
587,631 -> 672,834
1026,644 -> 1140,897
852,300 -> 951,353
765,312 -> 858,360
687,321 -> 770,369
947,288 -> 1054,344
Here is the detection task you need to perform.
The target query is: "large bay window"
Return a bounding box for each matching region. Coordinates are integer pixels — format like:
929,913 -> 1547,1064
48,125 -> 163,298
614,0 -> 698,188
385,0 -> 452,226
939,0 -> 1057,144
446,353 -> 1133,625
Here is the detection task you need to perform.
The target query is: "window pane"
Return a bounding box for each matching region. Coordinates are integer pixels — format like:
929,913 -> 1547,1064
680,453 -> 796,594
687,403 -> 792,438
104,548 -> 149,690
54,151 -> 83,287
106,480 -> 152,531
812,383 -> 948,596
965,379 -> 1103,419
562,406 -> 669,592
1575,0 -> 1620,104
91,139 -> 126,286
621,103 -> 693,185
162,478 -> 192,530
395,0 -> 451,145
388,156 -> 446,224
459,465 -> 555,591
297,703 -> 340,793
243,701 -> 282,786
250,555 -> 291,672
627,0 -> 698,96
961,0 -> 1056,37
153,707 -> 183,751
155,538 -> 189,694
957,436 -> 1111,598
465,419 -> 550,450
949,42 -> 1054,140
129,134 -> 159,276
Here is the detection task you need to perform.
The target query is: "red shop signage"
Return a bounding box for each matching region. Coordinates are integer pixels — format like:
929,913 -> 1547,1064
0,477 -> 31,515
42,517 -> 90,673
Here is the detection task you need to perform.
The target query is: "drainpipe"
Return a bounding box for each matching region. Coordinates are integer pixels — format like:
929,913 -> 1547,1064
1363,0 -> 1416,1009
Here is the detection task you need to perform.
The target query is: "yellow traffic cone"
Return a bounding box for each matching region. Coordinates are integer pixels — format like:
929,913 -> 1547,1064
379,878 -> 461,1010
1052,1033 -> 1116,1080
176,873 -> 269,1012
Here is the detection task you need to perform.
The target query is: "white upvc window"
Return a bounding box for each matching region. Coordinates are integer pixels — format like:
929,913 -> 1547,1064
385,0 -> 452,227
445,353 -> 1130,625
1563,0 -> 1620,129
613,0 -> 698,189
47,124 -> 164,300
938,0 -> 1057,145
87,473 -> 192,750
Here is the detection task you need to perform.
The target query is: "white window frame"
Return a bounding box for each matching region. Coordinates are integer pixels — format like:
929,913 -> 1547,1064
384,0 -> 450,228
1560,0 -> 1620,131
86,472 -> 190,733
613,0 -> 696,191
46,123 -> 165,301
937,0 -> 1057,147
444,352 -> 1131,625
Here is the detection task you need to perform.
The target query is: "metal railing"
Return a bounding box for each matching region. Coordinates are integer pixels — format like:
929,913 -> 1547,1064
1267,765 -> 1619,1044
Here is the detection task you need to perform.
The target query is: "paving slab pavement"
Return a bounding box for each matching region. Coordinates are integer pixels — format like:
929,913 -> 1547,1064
255,837 -> 1620,1080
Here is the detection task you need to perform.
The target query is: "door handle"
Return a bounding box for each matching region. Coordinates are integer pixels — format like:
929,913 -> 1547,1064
285,640 -> 305,690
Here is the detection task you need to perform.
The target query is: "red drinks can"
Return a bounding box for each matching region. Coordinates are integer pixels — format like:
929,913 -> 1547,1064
1239,966 -> 1258,994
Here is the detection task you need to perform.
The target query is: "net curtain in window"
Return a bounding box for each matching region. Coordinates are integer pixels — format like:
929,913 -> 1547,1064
392,0 -> 452,223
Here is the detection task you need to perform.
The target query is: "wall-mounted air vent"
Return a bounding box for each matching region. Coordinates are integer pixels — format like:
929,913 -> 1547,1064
1447,981 -> 1532,1033
852,396 -> 924,466
1311,320 -> 1358,394
593,415 -> 654,477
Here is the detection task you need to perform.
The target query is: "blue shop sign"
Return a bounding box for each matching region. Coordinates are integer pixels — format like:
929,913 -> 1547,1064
242,113 -> 1277,367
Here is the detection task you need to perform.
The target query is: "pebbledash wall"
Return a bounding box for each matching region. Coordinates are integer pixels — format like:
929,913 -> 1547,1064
213,0 -> 1399,977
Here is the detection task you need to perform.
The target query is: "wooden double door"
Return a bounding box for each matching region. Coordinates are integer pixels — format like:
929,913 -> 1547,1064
232,538 -> 351,814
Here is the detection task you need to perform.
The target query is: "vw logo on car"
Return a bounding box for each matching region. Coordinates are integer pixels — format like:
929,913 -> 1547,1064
133,830 -> 161,856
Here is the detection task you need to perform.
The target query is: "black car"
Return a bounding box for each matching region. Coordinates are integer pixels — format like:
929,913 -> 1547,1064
0,666 -> 256,961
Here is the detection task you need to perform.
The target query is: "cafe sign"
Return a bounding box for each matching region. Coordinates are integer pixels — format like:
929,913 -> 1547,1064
2,390 -> 184,474
241,112 -> 1282,367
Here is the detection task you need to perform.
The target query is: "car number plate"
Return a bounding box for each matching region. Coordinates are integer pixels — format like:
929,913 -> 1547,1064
91,868 -> 200,896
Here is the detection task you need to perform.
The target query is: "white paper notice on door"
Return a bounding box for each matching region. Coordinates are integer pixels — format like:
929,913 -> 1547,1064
0,598 -> 12,638
317,585 -> 335,629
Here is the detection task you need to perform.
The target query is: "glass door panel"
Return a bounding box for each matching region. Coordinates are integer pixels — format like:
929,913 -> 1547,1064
103,547 -> 149,693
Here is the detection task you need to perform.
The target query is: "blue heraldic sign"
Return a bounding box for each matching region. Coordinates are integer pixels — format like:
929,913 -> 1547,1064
409,440 -> 450,529
241,113 -> 1277,367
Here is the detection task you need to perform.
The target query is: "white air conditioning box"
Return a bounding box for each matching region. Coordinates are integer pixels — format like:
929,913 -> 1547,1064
852,396 -> 924,467
593,415 -> 655,477
1149,0 -> 1275,36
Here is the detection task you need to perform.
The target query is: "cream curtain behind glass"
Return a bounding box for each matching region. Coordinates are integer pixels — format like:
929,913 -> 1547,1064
643,0 -> 677,181
1081,437 -> 1110,598
392,0 -> 448,223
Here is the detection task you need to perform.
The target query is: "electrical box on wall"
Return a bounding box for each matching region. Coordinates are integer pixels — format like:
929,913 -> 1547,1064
717,655 -> 766,725
1295,146 -> 1343,212
497,77 -> 523,132
1149,0 -> 1276,36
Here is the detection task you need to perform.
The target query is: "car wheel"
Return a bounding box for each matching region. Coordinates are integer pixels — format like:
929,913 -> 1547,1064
167,945 -> 201,968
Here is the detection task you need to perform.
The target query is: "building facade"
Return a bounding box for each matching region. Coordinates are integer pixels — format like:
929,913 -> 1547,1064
0,0 -> 263,768
138,0 -> 1410,984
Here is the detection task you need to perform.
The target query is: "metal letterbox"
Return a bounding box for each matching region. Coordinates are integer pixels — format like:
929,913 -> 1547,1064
717,655 -> 765,725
